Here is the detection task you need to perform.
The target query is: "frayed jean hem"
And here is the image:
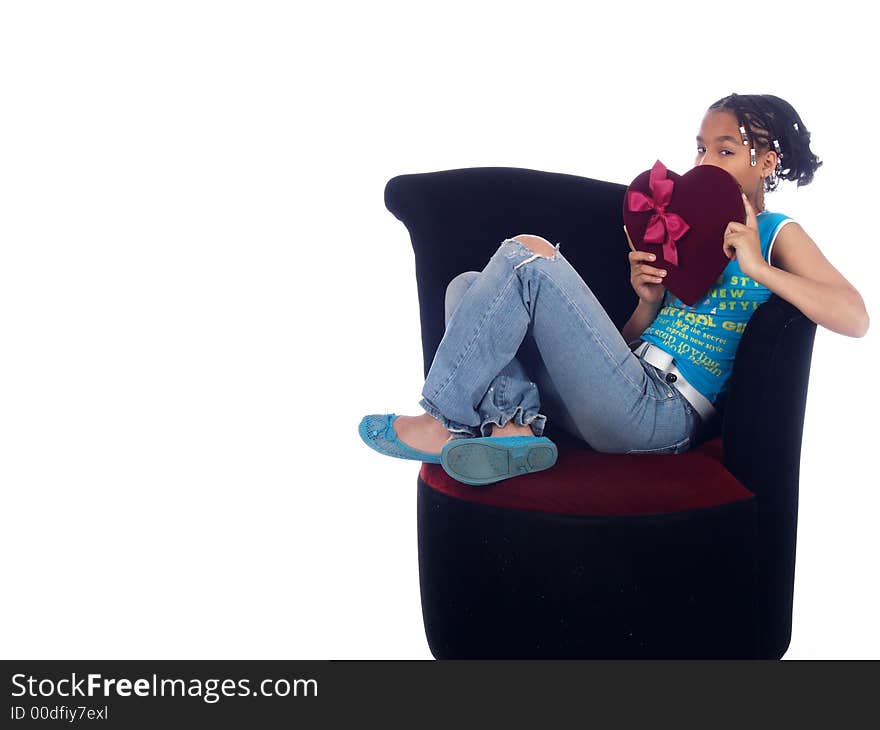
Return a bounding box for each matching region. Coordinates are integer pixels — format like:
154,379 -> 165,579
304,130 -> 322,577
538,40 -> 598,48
419,396 -> 547,438
478,407 -> 547,437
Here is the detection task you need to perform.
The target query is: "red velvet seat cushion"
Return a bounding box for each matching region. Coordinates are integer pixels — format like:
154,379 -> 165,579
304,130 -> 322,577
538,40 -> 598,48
419,435 -> 753,516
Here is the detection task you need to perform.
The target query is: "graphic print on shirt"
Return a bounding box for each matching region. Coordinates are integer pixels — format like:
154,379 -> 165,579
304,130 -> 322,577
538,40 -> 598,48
638,211 -> 796,406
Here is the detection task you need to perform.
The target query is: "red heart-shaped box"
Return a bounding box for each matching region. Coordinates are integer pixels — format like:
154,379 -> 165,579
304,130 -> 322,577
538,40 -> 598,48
622,160 -> 745,306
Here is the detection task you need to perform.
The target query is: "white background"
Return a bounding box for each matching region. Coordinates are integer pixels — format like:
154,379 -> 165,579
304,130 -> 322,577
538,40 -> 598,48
1,1 -> 876,659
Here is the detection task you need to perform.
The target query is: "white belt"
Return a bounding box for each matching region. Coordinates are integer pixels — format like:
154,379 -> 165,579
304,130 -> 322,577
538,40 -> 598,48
629,339 -> 719,425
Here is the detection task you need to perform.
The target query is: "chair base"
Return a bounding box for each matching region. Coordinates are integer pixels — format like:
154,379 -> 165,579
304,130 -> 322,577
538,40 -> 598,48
417,478 -> 769,659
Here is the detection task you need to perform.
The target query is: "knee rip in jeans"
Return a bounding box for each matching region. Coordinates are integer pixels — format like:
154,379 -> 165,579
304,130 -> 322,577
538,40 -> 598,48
508,236 -> 561,269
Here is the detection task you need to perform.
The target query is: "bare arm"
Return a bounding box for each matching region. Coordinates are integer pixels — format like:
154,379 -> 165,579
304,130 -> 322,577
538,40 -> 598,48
621,298 -> 663,344
752,222 -> 869,338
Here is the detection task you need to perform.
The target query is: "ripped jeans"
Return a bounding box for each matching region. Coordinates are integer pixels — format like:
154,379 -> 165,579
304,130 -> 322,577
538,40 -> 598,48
418,237 -> 702,454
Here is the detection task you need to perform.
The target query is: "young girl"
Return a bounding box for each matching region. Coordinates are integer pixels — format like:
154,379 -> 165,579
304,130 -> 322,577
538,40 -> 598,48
359,93 -> 869,486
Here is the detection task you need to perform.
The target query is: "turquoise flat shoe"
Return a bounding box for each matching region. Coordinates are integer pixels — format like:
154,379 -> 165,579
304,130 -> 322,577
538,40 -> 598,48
440,435 -> 558,486
358,413 -> 443,464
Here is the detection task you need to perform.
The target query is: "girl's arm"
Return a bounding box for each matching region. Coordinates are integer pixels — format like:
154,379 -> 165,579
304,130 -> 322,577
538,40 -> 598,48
748,222 -> 869,338
621,298 -> 663,344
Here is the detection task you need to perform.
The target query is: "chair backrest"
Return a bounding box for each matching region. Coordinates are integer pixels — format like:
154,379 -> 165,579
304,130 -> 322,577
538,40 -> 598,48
384,166 -> 638,376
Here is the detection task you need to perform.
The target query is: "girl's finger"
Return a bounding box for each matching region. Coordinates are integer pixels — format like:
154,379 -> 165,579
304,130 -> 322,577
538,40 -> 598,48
629,250 -> 657,263
634,261 -> 665,276
624,227 -> 661,263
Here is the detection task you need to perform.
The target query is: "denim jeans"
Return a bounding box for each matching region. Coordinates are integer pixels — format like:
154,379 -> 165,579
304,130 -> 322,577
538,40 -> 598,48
418,237 -> 702,454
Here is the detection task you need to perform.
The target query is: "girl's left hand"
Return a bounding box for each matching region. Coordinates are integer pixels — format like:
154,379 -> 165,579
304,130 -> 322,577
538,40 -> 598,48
722,193 -> 765,278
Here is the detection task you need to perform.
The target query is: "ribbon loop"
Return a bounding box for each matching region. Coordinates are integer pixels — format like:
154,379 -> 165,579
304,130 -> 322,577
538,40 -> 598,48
626,159 -> 690,266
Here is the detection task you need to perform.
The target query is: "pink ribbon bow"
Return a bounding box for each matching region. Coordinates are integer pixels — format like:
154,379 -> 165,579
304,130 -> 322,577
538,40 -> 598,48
626,159 -> 690,266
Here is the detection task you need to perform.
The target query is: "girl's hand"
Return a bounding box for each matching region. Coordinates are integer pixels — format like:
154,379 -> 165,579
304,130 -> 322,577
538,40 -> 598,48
624,225 -> 666,306
722,193 -> 766,278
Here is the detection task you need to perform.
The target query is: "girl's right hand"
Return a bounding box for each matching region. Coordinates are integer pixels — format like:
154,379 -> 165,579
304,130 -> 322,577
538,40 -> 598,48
624,225 -> 667,306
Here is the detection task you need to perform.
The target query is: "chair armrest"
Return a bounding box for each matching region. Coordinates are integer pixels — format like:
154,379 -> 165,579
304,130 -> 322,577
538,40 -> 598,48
720,293 -> 816,658
721,293 -> 817,498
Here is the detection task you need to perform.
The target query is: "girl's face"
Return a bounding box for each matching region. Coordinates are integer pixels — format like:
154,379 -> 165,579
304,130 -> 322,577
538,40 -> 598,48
694,109 -> 777,207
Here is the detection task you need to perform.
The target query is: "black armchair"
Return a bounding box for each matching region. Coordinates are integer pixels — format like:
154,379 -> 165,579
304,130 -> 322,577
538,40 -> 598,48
384,166 -> 816,659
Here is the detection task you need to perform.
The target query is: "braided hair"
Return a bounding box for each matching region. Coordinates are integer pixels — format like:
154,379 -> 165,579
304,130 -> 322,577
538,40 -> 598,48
707,93 -> 823,193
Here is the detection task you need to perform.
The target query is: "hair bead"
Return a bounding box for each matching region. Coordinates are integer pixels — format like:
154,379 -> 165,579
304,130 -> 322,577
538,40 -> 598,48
772,139 -> 783,159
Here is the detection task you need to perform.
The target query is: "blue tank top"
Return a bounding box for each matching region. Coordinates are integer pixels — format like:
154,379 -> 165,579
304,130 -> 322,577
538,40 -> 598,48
638,210 -> 796,406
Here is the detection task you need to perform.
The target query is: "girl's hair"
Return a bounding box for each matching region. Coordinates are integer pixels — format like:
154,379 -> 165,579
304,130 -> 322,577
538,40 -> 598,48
707,93 -> 823,192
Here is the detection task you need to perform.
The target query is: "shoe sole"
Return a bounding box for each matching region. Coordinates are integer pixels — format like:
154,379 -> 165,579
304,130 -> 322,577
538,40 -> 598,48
440,438 -> 558,486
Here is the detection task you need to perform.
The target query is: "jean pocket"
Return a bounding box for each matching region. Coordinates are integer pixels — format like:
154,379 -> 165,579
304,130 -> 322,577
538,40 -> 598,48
624,435 -> 692,455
